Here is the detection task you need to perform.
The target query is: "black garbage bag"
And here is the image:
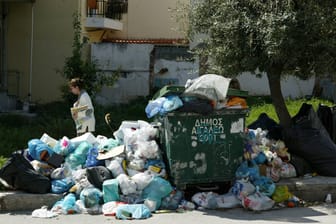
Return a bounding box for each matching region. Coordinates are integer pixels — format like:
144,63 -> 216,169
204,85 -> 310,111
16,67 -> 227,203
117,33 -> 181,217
177,96 -> 214,115
292,103 -> 330,138
317,104 -> 336,143
86,166 -> 112,190
248,113 -> 283,140
283,103 -> 336,177
0,152 -> 51,193
289,153 -> 313,177
283,127 -> 336,177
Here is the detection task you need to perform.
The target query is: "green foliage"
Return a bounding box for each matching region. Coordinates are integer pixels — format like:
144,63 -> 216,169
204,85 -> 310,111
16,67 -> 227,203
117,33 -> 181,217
58,12 -> 119,103
187,1 -> 336,127
189,1 -> 336,78
0,156 -> 6,190
0,156 -> 6,167
246,96 -> 334,125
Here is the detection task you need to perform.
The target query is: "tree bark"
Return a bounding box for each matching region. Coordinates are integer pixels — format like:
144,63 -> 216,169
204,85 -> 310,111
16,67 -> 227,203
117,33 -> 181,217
266,71 -> 292,128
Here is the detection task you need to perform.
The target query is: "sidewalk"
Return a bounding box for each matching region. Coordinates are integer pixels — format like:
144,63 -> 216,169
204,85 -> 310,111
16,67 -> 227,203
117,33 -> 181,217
1,175 -> 335,212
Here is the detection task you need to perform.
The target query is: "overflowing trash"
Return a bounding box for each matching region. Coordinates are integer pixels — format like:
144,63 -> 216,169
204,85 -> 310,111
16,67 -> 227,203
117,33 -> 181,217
0,120 -> 194,219
1,74 -> 331,219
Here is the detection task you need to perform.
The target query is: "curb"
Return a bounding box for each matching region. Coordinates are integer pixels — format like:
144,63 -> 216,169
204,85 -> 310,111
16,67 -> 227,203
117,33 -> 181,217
0,191 -> 62,212
277,176 -> 336,202
0,176 -> 335,212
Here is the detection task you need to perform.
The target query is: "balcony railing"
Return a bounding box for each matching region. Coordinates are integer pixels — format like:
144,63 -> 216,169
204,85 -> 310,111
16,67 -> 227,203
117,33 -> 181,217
87,0 -> 128,20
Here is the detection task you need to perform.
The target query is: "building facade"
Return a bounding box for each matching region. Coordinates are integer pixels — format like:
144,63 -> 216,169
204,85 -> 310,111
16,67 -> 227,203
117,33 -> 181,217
0,0 -> 316,110
0,0 -> 193,109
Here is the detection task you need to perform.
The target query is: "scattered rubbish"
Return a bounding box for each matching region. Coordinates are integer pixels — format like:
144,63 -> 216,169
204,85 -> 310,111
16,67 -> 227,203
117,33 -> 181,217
325,193 -> 332,204
32,206 -> 58,218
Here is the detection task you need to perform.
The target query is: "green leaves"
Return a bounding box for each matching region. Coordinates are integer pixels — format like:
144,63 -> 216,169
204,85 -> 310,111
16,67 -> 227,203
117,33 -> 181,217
189,0 -> 336,78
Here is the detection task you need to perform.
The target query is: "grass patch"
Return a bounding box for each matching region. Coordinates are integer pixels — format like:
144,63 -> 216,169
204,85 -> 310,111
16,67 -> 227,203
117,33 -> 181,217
246,96 -> 334,126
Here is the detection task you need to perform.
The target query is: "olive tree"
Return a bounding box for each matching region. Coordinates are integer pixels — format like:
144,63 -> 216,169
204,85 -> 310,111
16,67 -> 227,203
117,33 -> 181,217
188,0 -> 336,127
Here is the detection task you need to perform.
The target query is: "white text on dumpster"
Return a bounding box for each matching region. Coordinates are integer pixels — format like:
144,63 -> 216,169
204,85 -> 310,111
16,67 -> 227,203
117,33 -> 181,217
191,118 -> 226,145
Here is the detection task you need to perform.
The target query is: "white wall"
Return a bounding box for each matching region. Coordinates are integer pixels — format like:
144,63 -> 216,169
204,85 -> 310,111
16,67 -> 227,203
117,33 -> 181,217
320,79 -> 336,102
92,43 -> 153,71
92,43 -> 153,104
93,41 -> 316,103
153,59 -> 199,88
96,72 -> 150,105
92,43 -> 199,104
237,72 -> 315,98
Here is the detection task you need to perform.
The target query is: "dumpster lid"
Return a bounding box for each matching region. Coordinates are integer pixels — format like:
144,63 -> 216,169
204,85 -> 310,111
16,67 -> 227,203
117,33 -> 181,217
227,88 -> 248,98
152,85 -> 248,100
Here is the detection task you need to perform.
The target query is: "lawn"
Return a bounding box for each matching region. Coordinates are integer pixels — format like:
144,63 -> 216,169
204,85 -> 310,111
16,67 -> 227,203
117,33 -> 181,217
245,96 -> 334,126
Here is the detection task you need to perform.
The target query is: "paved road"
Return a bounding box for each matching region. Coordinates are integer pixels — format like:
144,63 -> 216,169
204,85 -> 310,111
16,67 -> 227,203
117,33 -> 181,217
1,204 -> 336,224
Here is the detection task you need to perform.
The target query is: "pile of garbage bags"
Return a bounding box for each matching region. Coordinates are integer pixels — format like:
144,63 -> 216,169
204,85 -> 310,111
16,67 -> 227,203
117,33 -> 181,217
0,120 -> 200,219
0,122 -> 304,217
1,123 -> 306,217
186,127 -> 302,212
145,74 -> 248,118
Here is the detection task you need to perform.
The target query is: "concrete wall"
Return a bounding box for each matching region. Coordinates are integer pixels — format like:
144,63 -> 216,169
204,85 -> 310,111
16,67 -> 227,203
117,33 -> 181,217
93,43 -> 153,104
153,58 -> 198,88
92,43 -> 199,104
320,79 -> 336,102
97,72 -> 150,104
93,41 -> 315,104
92,43 -> 153,71
237,72 -> 315,98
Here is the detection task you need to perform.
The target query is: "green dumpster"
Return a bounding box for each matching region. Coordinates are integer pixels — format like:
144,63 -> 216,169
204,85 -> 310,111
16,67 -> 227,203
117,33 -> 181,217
157,109 -> 247,189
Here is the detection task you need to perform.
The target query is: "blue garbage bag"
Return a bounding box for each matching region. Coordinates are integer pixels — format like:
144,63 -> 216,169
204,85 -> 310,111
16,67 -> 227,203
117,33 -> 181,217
80,187 -> 103,208
252,176 -> 276,197
141,176 -> 173,210
51,177 -> 74,194
145,96 -> 183,118
28,139 -> 54,161
85,147 -> 105,167
145,97 -> 166,118
235,160 -> 260,182
65,141 -> 92,169
115,204 -> 152,220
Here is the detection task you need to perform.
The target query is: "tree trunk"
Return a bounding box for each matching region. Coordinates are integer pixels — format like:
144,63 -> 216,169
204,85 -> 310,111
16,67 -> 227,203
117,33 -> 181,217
266,71 -> 292,128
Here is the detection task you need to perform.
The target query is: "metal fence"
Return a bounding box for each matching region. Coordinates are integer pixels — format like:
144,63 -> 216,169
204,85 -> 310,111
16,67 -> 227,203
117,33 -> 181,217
87,0 -> 128,20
